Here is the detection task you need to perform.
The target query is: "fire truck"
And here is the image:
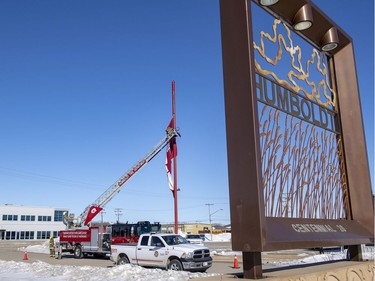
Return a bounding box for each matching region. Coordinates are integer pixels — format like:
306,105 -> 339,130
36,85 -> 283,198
58,125 -> 179,258
111,221 -> 162,244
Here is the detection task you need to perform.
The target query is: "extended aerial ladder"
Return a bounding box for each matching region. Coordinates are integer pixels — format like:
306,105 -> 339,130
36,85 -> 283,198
63,125 -> 179,228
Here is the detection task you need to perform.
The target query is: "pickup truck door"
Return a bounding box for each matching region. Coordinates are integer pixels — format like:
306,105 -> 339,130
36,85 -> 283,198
136,236 -> 165,268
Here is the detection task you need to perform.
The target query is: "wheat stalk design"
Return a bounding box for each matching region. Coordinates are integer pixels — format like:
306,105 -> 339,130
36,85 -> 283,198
260,105 -> 347,219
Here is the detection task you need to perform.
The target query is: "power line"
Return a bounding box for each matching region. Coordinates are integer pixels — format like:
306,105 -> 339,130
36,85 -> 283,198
114,208 -> 123,223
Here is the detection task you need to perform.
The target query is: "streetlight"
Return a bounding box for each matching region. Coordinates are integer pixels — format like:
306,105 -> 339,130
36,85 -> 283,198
100,209 -> 106,225
206,204 -> 223,241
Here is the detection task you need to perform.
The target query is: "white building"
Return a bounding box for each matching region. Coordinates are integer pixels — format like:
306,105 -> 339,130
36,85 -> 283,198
0,204 -> 68,240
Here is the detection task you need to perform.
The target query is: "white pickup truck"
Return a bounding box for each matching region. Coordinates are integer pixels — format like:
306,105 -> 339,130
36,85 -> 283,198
110,233 -> 212,272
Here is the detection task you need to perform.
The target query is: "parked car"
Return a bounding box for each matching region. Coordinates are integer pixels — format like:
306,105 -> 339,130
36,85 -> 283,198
185,234 -> 204,245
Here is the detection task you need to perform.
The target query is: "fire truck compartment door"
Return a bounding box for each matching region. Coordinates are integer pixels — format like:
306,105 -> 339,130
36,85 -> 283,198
90,228 -> 99,251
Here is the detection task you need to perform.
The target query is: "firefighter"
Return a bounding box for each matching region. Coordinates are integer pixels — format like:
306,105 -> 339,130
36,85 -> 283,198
49,235 -> 55,257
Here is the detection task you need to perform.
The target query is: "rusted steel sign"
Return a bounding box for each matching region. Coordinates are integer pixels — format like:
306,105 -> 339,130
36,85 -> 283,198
220,0 -> 374,279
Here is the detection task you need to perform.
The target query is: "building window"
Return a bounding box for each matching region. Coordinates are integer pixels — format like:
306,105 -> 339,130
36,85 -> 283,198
38,216 -> 52,222
21,215 -> 35,221
37,231 -> 51,240
18,231 -> 34,240
2,215 -> 18,221
1,231 -> 35,240
5,231 -> 16,240
54,210 -> 66,222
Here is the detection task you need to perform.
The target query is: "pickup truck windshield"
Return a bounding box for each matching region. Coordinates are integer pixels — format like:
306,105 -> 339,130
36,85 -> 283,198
163,235 -> 189,246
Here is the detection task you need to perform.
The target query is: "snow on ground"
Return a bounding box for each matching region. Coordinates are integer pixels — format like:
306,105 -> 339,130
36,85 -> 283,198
270,249 -> 374,267
19,239 -> 51,254
3,236 -> 219,281
0,261 -> 214,281
203,233 -> 231,242
1,234 -> 373,280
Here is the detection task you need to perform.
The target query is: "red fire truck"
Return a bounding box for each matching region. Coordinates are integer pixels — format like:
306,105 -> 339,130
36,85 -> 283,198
58,125 -> 178,258
59,225 -> 111,258
111,221 -> 162,244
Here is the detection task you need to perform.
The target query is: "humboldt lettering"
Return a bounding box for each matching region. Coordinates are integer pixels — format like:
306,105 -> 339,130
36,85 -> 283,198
256,74 -> 338,133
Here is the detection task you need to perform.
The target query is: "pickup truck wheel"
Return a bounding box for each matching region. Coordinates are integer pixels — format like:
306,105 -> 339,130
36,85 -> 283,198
117,256 -> 130,265
168,259 -> 183,271
73,245 -> 83,259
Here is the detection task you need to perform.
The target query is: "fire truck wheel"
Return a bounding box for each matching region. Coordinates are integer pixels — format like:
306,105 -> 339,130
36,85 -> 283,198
117,256 -> 130,265
168,259 -> 183,271
73,245 -> 83,259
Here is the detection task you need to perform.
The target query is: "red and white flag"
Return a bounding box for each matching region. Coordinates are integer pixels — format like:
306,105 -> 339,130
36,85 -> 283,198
167,118 -> 174,131
165,119 -> 177,192
84,206 -> 103,225
165,148 -> 174,191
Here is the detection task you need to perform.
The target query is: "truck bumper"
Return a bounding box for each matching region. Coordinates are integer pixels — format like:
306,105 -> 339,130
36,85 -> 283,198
181,257 -> 212,272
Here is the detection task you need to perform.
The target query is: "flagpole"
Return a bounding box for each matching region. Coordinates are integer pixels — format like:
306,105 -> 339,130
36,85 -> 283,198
172,80 -> 178,234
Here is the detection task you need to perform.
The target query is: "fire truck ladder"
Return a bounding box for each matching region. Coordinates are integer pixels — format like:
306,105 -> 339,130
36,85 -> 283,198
77,127 -> 179,226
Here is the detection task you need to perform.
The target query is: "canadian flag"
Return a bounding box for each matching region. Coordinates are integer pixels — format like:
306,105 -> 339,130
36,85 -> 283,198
165,119 -> 177,192
84,206 -> 103,225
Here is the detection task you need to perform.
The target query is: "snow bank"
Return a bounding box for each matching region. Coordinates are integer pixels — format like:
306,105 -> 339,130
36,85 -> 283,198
0,260 -> 217,281
266,249 -> 374,267
18,239 -> 52,254
202,233 -> 231,242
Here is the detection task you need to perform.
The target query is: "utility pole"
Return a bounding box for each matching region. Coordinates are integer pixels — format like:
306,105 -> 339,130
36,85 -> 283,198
100,209 -> 105,225
99,209 -> 106,252
114,208 -> 123,223
206,203 -> 214,240
101,209 -> 106,225
206,203 -> 223,241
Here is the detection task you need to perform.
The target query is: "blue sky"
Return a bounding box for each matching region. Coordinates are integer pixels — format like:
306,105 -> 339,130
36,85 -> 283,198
0,1 -> 373,225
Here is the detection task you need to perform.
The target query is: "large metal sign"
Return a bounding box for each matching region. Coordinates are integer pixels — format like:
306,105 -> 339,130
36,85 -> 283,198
220,0 -> 374,279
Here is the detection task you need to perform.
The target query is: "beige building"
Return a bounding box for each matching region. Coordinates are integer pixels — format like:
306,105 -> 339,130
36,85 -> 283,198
162,223 -> 211,234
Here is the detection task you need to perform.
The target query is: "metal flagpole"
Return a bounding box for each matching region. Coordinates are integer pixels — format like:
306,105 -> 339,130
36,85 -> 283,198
172,80 -> 179,234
